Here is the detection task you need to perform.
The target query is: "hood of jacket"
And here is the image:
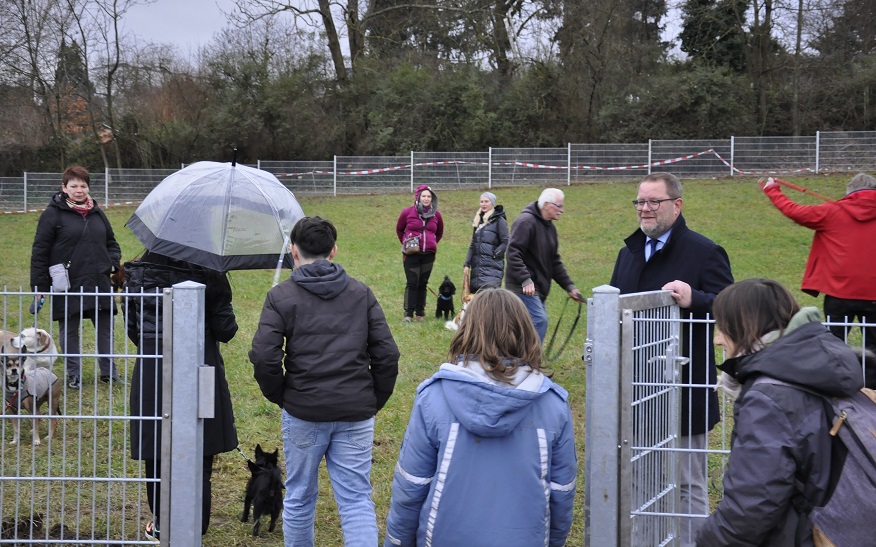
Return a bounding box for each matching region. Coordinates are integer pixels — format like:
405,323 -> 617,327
415,184 -> 438,219
840,188 -> 876,222
722,307 -> 863,397
292,260 -> 349,300
519,200 -> 551,227
431,362 -> 565,438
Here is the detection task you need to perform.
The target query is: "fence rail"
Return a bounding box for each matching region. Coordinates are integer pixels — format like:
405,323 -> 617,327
2,131 -> 875,213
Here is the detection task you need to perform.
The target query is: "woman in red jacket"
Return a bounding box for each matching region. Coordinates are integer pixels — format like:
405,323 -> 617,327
396,185 -> 444,322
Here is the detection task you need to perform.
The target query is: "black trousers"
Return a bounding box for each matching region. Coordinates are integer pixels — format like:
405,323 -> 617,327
146,455 -> 214,535
824,295 -> 876,351
403,252 -> 435,317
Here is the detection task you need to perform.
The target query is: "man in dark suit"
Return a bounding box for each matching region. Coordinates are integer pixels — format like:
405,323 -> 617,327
610,172 -> 733,547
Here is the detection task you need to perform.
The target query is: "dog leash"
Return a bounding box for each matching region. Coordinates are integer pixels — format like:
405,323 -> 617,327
235,445 -> 254,464
427,285 -> 454,301
544,298 -> 582,363
4,391 -> 20,412
4,369 -> 25,412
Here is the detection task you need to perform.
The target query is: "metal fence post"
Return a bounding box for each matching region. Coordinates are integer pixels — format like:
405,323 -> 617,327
584,284 -> 621,547
815,131 -> 821,173
488,147 -> 493,188
730,136 -> 735,176
164,281 -> 208,547
647,140 -> 652,174
333,156 -> 338,197
23,171 -> 27,212
105,166 -> 110,206
410,151 -> 415,190
567,143 -> 572,186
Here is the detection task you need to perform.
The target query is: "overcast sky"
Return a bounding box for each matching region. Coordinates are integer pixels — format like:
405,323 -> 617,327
123,0 -> 684,58
124,0 -> 236,51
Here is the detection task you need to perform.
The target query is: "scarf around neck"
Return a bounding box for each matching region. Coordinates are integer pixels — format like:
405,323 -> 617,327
472,207 -> 494,229
66,195 -> 94,217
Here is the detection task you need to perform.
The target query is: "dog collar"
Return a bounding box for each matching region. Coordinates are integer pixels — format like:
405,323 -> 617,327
34,338 -> 52,354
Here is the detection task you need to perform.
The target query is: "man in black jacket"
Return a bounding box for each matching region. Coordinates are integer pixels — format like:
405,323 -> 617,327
249,216 -> 399,547
610,172 -> 733,547
505,188 -> 583,341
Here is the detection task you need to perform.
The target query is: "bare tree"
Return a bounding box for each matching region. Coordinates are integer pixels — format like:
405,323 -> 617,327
65,0 -> 151,168
3,0 -> 73,168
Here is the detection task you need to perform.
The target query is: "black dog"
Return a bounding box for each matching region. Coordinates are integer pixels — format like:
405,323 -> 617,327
436,275 -> 456,319
241,444 -> 284,537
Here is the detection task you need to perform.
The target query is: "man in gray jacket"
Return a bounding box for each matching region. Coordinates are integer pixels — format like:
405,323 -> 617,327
505,188 -> 583,340
249,216 -> 400,547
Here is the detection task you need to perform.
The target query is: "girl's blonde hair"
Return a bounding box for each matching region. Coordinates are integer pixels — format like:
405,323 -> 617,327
447,288 -> 544,383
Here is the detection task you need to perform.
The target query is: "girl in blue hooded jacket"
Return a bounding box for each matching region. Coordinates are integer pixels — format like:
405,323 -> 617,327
384,288 -> 577,547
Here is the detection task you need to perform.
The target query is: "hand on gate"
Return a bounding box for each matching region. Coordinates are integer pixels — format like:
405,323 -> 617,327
662,280 -> 692,308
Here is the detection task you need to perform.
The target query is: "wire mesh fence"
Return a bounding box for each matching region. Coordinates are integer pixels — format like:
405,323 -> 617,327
0,286 -> 206,545
3,132 -> 875,212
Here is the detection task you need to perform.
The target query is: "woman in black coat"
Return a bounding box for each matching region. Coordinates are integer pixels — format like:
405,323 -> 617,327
464,191 -> 509,294
125,251 -> 239,541
29,165 -> 122,389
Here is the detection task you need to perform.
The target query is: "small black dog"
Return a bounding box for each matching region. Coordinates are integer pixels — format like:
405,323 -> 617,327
436,275 -> 456,319
241,444 -> 284,537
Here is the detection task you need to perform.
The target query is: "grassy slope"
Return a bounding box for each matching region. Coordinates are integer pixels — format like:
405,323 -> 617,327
0,175 -> 846,545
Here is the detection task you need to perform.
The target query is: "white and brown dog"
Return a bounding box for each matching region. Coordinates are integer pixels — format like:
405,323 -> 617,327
445,292 -> 476,332
3,350 -> 61,446
11,328 -> 57,371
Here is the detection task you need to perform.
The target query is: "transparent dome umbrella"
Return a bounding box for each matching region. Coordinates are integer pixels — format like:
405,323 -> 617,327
126,161 -> 305,272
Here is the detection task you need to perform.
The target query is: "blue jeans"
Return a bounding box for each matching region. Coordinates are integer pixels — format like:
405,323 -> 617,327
281,410 -> 377,547
517,293 -> 548,341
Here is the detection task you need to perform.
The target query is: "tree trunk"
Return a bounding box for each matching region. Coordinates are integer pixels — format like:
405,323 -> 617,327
791,0 -> 803,136
318,0 -> 349,84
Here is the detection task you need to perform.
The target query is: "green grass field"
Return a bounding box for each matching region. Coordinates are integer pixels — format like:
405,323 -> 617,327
0,174 -> 848,545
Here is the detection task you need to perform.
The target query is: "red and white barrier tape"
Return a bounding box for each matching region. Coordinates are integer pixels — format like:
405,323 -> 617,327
274,149 -> 815,177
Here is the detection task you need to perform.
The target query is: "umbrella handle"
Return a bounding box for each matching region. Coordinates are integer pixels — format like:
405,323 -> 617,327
272,232 -> 292,287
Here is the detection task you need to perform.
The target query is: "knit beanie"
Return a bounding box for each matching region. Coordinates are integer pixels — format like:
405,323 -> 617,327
481,192 -> 497,207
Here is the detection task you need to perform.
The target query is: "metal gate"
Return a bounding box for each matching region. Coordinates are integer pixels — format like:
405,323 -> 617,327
585,285 -> 694,547
0,282 -> 210,546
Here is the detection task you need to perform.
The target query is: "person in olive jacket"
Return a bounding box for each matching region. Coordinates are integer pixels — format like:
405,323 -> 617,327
464,192 -> 509,294
29,164 -> 122,389
124,251 -> 239,541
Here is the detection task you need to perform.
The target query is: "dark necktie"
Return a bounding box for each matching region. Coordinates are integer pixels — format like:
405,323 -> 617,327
647,238 -> 659,261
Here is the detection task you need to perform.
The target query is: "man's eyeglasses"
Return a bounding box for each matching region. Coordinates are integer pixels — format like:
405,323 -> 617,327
632,198 -> 677,211
547,201 -> 564,210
